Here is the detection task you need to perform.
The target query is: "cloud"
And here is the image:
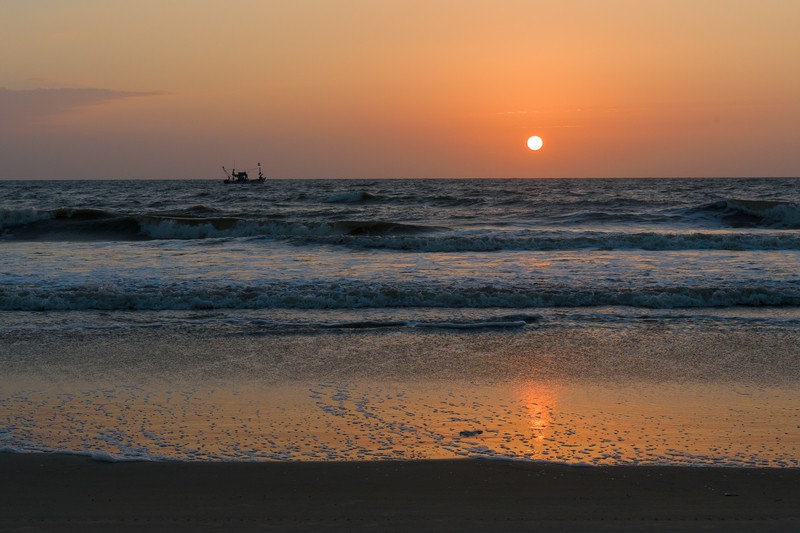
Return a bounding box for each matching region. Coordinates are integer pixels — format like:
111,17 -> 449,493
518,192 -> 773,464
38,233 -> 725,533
0,87 -> 164,128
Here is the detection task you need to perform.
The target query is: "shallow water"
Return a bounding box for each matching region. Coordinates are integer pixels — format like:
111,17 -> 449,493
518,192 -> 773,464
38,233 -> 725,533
2,314 -> 799,465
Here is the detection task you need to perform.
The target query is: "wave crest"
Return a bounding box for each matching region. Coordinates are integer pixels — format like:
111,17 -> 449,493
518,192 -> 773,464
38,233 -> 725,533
2,209 -> 440,241
2,282 -> 798,311
700,199 -> 800,228
324,191 -> 377,203
0,207 -> 53,230
53,208 -> 114,220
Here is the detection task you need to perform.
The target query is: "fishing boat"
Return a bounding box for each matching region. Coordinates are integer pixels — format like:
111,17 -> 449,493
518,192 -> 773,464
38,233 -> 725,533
223,163 -> 266,184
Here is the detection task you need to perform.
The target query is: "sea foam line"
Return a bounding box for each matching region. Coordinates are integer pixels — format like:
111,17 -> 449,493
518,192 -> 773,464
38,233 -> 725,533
2,283 -> 799,311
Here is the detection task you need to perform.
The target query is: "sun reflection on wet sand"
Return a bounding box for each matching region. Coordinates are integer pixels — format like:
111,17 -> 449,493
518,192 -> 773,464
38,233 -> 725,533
1,375 -> 797,466
519,383 -> 560,439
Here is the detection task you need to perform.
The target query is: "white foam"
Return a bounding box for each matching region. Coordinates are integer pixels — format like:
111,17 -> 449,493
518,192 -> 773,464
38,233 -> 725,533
2,280 -> 799,312
324,191 -> 376,203
414,320 -> 527,329
0,446 -> 23,454
90,451 -> 123,462
0,207 -> 53,230
724,199 -> 800,228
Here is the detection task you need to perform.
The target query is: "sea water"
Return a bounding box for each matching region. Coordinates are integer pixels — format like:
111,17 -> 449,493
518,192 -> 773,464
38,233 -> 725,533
1,178 -> 799,464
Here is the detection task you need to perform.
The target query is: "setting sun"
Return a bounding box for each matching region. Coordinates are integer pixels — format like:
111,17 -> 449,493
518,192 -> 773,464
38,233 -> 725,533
527,136 -> 544,151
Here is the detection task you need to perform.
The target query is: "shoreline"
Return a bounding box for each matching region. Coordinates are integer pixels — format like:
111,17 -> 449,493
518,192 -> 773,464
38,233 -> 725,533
2,453 -> 799,531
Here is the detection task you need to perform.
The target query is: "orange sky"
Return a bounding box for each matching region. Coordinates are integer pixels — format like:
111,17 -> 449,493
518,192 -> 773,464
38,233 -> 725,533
1,0 -> 799,178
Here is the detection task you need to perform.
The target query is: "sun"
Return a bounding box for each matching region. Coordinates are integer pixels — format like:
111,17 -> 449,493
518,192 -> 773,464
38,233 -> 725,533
527,136 -> 543,151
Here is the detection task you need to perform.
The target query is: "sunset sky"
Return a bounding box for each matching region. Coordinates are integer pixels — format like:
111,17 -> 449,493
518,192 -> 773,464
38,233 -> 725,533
2,0 -> 799,179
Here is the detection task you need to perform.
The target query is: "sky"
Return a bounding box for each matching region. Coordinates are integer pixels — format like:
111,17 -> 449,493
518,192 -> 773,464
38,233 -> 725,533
1,0 -> 799,179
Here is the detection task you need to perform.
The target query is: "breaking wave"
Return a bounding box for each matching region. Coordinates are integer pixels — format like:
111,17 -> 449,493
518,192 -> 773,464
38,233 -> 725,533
0,207 -> 436,241
324,191 -> 377,203
2,281 -> 798,311
3,207 -> 799,251
313,231 -> 800,252
692,199 -> 800,229
3,194 -> 800,251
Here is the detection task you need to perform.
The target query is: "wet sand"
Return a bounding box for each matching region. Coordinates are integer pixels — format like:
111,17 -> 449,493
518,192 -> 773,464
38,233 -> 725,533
2,454 -> 799,532
4,325 -> 800,465
3,322 -> 800,530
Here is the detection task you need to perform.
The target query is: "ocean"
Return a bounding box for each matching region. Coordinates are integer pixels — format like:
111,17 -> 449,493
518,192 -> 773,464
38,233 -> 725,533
2,178 -> 799,465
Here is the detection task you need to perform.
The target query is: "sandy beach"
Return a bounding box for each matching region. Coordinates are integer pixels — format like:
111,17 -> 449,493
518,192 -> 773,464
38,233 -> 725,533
2,454 -> 799,532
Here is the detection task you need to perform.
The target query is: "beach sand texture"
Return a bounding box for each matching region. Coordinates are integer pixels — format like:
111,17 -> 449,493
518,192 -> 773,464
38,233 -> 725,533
2,326 -> 799,465
2,454 -> 800,532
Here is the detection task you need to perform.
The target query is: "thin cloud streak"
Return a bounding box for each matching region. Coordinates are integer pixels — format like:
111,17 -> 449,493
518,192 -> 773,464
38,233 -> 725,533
0,87 -> 165,127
